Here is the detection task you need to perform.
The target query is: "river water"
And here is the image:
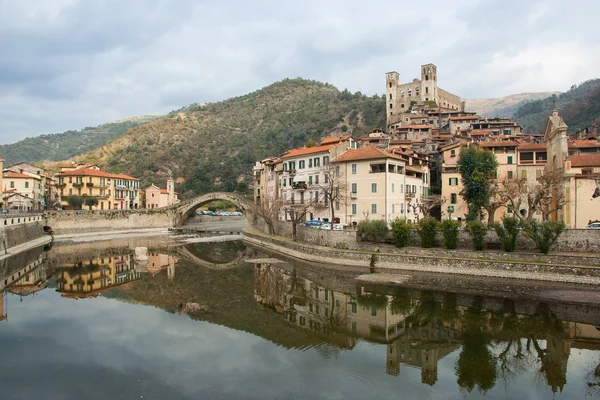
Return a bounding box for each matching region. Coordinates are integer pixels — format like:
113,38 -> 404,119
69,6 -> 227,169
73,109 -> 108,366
1,233 -> 599,400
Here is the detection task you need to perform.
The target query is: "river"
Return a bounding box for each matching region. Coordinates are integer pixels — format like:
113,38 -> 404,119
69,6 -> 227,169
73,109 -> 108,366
1,233 -> 599,400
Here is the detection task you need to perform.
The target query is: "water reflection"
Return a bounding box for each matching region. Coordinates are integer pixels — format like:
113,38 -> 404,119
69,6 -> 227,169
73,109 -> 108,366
253,262 -> 600,396
0,240 -> 599,399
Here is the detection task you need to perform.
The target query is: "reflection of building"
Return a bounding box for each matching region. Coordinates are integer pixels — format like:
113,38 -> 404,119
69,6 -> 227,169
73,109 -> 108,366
56,255 -> 141,298
0,291 -> 6,322
8,265 -> 49,297
147,253 -> 177,279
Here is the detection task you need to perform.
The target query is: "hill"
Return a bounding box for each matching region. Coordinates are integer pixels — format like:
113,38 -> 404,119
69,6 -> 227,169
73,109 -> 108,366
512,79 -> 600,133
0,116 -> 160,166
73,78 -> 386,196
465,92 -> 560,118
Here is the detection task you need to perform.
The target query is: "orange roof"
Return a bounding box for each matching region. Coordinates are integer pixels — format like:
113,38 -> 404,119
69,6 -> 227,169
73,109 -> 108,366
568,140 -> 600,149
111,173 -> 140,181
319,135 -> 351,145
3,172 -> 40,179
478,141 -> 519,148
406,165 -> 425,174
281,145 -> 333,159
570,154 -> 600,167
440,142 -> 463,152
331,147 -> 405,163
518,143 -> 546,150
58,168 -> 115,178
449,116 -> 479,121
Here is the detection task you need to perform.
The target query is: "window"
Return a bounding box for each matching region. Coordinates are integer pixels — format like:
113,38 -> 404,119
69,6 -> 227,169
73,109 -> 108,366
314,157 -> 320,167
24,181 -> 29,189
308,159 -> 313,168
521,170 -> 527,179
508,171 -> 514,179
371,307 -> 377,317
299,160 -> 305,169
335,166 -> 340,177
392,204 -> 395,213
352,204 -> 357,215
10,181 -> 14,188
400,203 -> 404,213
390,103 -> 393,109
352,321 -> 357,333
451,193 -> 457,204
400,184 -> 404,194
392,183 -> 395,193
508,156 -> 513,165
309,175 -> 313,185
451,149 -> 456,157
426,87 -> 429,93
351,183 -> 357,194
352,164 -> 357,174
289,161 -> 296,170
371,183 -> 377,193
371,204 -> 377,214
536,169 -> 542,178
449,178 -> 459,186
283,163 -> 287,171
315,175 -> 319,184
335,201 -> 340,211
389,94 -> 392,99
389,82 -> 392,88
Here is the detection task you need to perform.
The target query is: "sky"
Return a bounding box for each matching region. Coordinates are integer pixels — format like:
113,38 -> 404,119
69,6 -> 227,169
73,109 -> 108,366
0,0 -> 599,144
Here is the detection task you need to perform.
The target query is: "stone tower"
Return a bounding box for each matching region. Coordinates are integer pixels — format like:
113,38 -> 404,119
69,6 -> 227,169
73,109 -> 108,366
167,177 -> 175,205
420,63 -> 438,104
386,71 -> 400,127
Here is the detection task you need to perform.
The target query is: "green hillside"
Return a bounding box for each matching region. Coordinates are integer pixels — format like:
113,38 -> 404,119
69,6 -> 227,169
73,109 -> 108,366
0,116 -> 160,166
513,79 -> 600,133
77,78 -> 386,196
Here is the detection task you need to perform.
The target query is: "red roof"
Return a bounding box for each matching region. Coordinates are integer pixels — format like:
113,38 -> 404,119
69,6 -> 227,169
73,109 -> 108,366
397,124 -> 430,130
570,154 -> 600,167
478,141 -> 519,148
58,168 -> 114,178
111,173 -> 140,181
518,143 -> 546,150
319,135 -> 351,145
3,172 -> 40,179
281,145 -> 333,159
449,116 -> 479,121
568,140 -> 600,149
331,147 -> 405,163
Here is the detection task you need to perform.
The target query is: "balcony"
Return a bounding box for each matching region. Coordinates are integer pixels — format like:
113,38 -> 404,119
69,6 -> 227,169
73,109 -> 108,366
292,183 -> 307,191
310,201 -> 328,208
86,182 -> 94,187
350,192 -> 357,199
73,182 -> 84,188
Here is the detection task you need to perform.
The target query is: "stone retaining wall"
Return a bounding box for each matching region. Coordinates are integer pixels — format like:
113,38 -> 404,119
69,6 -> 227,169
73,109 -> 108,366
256,220 -> 600,253
45,209 -> 175,234
242,228 -> 600,284
1,221 -> 47,250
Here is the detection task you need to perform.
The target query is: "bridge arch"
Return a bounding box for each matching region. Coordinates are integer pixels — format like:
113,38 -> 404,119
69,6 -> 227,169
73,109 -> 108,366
174,192 -> 254,227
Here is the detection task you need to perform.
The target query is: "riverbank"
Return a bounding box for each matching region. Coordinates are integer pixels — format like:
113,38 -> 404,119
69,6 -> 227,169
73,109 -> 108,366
242,227 -> 600,285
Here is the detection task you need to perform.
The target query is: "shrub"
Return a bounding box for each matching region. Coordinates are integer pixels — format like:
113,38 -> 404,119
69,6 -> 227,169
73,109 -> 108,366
357,220 -> 389,243
440,219 -> 461,249
466,220 -> 488,250
390,218 -> 412,248
66,196 -> 84,210
492,216 -> 521,252
523,220 -> 566,254
417,217 -> 438,248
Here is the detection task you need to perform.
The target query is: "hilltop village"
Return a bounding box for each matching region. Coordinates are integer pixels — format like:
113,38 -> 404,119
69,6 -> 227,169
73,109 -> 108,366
253,63 -> 600,229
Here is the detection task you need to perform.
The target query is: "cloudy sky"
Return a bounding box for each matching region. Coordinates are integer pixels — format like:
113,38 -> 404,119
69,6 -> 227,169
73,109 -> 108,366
1,0 -> 599,144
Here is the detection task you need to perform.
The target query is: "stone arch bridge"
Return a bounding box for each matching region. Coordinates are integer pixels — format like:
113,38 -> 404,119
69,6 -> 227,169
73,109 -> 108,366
44,192 -> 254,234
173,192 -> 254,227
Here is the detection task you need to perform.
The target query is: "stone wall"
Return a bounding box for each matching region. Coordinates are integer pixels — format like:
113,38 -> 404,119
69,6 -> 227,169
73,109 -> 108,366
255,219 -> 600,253
45,209 -> 175,234
1,221 -> 47,250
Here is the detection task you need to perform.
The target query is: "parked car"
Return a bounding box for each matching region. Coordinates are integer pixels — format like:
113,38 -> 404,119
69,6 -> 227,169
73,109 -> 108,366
320,223 -> 344,231
586,222 -> 600,229
305,220 -> 322,228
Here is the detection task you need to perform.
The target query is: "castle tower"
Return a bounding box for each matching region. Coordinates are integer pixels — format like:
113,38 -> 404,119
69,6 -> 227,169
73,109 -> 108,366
167,177 -> 174,206
386,341 -> 401,376
386,71 -> 400,128
420,63 -> 438,104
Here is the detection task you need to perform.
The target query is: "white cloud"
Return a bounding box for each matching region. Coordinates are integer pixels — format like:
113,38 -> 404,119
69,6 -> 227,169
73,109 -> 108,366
0,0 -> 598,144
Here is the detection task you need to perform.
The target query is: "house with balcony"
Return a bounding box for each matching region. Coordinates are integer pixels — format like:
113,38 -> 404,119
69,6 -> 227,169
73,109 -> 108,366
112,174 -> 141,209
2,171 -> 43,211
57,168 -> 116,210
331,147 -> 430,225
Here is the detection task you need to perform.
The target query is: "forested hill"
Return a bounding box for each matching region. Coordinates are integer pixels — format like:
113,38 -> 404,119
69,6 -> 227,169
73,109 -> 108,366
0,116 -> 160,166
74,78 -> 386,196
512,79 -> 600,133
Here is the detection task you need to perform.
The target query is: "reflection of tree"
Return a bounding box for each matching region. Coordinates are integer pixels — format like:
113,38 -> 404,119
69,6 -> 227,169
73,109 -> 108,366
357,293 -> 388,311
456,299 -> 497,394
584,358 -> 600,398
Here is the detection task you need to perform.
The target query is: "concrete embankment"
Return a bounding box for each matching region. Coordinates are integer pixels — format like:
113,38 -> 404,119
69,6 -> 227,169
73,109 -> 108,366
242,227 -> 600,285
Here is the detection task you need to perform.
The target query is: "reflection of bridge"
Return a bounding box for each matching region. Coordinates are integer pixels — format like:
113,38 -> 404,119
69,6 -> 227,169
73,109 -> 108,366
175,244 -> 246,270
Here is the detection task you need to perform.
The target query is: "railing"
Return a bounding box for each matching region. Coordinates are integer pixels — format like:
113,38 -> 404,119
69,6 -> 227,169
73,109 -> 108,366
73,183 -> 84,188
86,182 -> 94,187
293,183 -> 307,191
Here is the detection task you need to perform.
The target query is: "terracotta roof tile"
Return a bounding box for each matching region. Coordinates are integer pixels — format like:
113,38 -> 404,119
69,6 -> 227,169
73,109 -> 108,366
319,135 -> 351,145
111,173 -> 140,181
568,140 -> 600,148
3,172 -> 40,179
449,116 -> 479,121
396,124 -> 430,129
281,145 -> 333,159
58,168 -> 115,178
570,154 -> 600,167
478,140 -> 519,148
331,147 -> 405,163
518,143 -> 547,150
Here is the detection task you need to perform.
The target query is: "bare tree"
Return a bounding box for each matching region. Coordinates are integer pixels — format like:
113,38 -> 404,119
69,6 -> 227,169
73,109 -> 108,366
317,162 -> 347,229
282,201 -> 310,240
484,183 -> 506,226
253,196 -> 281,235
415,194 -> 444,219
499,167 -> 568,222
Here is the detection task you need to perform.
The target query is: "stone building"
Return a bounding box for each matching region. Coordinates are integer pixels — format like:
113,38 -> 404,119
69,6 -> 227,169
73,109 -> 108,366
385,63 -> 464,128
